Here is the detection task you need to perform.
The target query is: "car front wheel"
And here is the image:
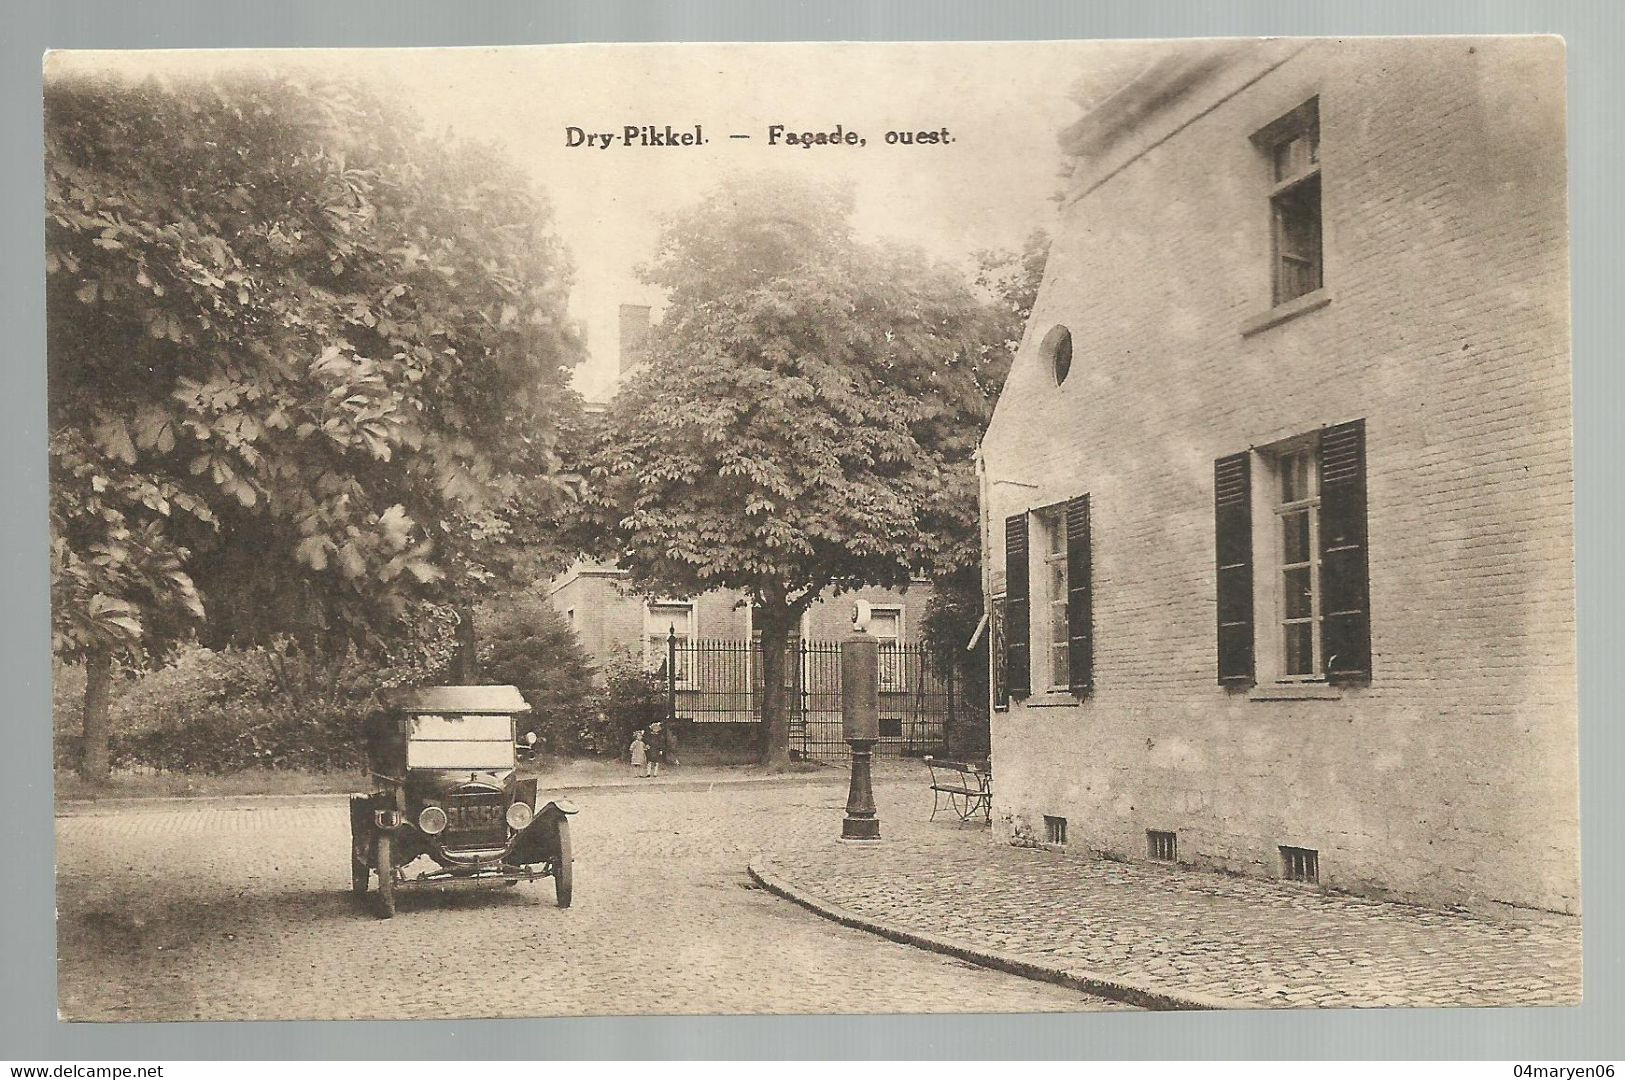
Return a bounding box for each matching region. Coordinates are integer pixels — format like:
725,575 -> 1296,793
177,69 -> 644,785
552,819 -> 573,908
374,833 -> 396,919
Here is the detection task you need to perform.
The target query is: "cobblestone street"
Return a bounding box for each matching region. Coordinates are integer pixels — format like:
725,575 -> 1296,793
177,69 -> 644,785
56,768 -> 1123,1021
58,758 -> 1583,1019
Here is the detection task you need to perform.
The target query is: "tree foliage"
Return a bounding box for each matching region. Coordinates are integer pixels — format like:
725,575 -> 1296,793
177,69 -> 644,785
47,71 -> 583,659
477,592 -> 600,755
46,70 -> 584,775
970,228 -> 1050,407
573,175 -> 1000,765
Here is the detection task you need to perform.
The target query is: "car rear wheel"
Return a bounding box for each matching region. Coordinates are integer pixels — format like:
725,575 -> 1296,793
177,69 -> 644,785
552,819 -> 573,908
374,833 -> 396,919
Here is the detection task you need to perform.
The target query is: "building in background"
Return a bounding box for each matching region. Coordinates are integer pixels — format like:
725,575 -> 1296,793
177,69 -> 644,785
979,38 -> 1575,912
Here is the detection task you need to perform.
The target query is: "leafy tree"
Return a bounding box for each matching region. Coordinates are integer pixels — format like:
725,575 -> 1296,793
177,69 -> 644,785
46,70 -> 584,778
971,228 -> 1050,406
573,175 -> 997,767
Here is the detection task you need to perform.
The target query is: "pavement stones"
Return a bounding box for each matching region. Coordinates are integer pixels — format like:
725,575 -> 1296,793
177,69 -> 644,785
55,766 -> 1125,1021
57,758 -> 1579,1017
750,768 -> 1582,1010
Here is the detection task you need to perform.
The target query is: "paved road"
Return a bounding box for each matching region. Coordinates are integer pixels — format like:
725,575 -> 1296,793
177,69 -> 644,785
57,776 -> 1125,1020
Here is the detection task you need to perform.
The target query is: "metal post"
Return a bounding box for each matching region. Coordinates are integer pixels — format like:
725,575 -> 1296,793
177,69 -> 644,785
666,626 -> 678,725
794,637 -> 807,759
841,602 -> 881,842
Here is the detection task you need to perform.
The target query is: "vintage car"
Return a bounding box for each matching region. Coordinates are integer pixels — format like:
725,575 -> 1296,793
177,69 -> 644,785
349,684 -> 576,918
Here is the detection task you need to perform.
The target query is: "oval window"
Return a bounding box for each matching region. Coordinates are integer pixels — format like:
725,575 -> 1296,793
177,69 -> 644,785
1042,325 -> 1073,385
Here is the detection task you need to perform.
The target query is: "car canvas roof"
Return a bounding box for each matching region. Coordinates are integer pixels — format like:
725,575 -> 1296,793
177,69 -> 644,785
378,685 -> 531,715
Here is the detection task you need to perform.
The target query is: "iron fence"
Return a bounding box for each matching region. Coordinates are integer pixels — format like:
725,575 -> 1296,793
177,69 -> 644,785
662,635 -> 955,765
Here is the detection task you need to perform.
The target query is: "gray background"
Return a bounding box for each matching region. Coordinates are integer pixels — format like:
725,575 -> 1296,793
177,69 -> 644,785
4,0 -> 1619,1061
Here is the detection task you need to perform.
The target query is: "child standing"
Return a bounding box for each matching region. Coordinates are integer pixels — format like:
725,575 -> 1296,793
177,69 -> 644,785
646,720 -> 667,778
629,730 -> 648,777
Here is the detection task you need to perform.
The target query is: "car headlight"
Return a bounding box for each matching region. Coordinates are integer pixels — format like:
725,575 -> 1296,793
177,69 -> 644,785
505,801 -> 533,830
418,805 -> 448,835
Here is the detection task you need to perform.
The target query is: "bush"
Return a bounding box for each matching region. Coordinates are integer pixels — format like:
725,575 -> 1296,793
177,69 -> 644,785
113,698 -> 366,774
477,592 -> 600,755
597,655 -> 668,756
55,606 -> 458,774
88,646 -> 375,774
53,599 -> 635,774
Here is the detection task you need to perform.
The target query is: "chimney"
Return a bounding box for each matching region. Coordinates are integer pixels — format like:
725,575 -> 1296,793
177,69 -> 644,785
618,304 -> 652,375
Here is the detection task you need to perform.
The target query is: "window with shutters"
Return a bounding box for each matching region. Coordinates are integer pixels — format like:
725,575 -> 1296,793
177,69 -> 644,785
1003,497 -> 1092,702
1215,419 -> 1370,688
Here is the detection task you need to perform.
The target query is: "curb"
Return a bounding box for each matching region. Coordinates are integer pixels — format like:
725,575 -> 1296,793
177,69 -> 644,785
54,770 -> 848,816
747,860 -> 1249,1012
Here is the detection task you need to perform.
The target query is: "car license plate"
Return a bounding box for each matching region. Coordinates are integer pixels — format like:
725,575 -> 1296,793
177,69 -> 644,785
445,803 -> 504,831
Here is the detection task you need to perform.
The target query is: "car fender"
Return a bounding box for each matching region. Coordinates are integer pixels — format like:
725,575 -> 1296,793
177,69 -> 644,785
506,798 -> 577,865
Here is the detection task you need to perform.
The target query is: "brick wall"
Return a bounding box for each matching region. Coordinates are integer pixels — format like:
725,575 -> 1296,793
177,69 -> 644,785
545,567 -> 647,683
980,39 -> 1577,912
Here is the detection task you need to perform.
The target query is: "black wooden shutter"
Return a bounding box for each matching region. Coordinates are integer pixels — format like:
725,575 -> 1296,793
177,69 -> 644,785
1215,452 -> 1255,685
1065,495 -> 1093,693
1004,514 -> 1030,698
1319,419 -> 1371,682
990,599 -> 1009,709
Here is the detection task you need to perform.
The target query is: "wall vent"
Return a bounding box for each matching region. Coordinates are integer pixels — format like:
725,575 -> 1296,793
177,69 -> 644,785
1280,845 -> 1319,883
1148,830 -> 1178,862
1044,816 -> 1068,845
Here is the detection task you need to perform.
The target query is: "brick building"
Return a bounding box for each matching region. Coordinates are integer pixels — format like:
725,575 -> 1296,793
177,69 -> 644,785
979,39 -> 1576,912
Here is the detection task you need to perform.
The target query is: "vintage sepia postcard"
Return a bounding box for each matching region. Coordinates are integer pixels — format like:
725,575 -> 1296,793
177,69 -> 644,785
46,37 -> 1577,1022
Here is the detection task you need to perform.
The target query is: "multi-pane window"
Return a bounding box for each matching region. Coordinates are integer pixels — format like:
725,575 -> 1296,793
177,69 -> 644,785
1257,99 -> 1322,306
1003,498 -> 1092,701
869,606 -> 902,689
1040,510 -> 1069,690
646,601 -> 695,684
1214,419 -> 1371,687
1276,445 -> 1323,678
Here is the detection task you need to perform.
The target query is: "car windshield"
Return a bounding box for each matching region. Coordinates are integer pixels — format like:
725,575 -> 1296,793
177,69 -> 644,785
406,713 -> 514,770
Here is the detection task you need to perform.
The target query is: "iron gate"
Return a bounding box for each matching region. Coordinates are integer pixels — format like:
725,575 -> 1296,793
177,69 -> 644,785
663,635 -> 954,765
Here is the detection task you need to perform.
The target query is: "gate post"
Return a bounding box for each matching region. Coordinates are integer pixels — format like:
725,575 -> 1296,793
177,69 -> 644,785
795,637 -> 808,748
666,626 -> 678,725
